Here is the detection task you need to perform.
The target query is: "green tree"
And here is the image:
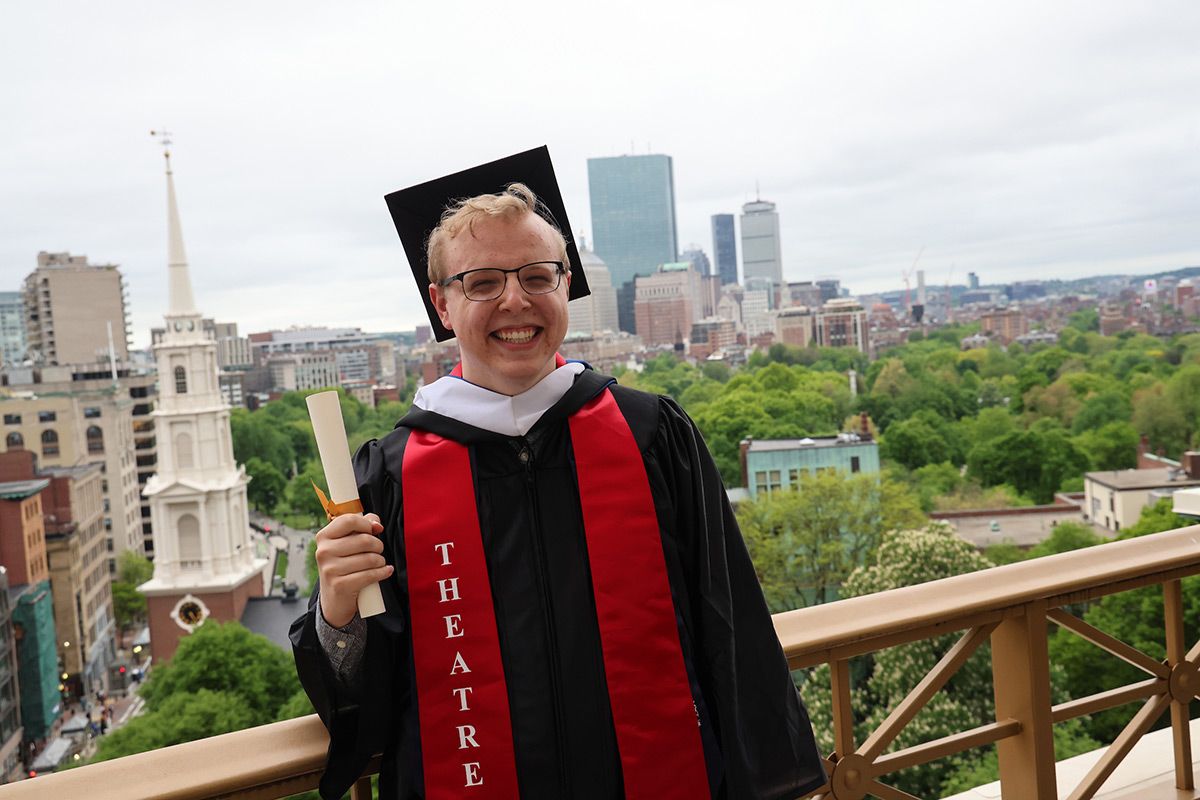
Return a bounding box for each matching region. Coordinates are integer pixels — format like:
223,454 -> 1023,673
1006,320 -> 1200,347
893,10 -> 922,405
139,621 -> 301,725
967,427 -> 1090,504
230,409 -> 297,475
286,461 -> 331,520
1132,384 -> 1190,459
90,621 -> 302,764
879,417 -> 946,471
111,551 -> 153,634
245,456 -> 287,512
1024,520 -> 1106,560
1071,391 -> 1133,434
737,471 -> 925,609
1072,421 -> 1138,471
799,524 -> 994,798
1068,308 -> 1100,333
90,689 -> 257,762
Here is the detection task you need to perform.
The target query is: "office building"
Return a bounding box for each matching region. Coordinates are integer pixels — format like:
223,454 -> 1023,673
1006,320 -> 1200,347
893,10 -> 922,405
814,298 -> 869,353
587,153 -> 678,308
633,263 -> 708,348
1,365 -> 152,566
213,321 -> 253,369
0,474 -> 61,750
783,281 -> 822,309
740,433 -> 879,499
22,252 -> 131,366
817,279 -> 841,303
679,246 -> 712,278
980,309 -> 1030,343
0,293 -> 25,367
140,151 -> 268,663
742,277 -> 776,341
0,451 -> 114,701
248,327 -> 394,385
711,214 -> 738,286
567,245 -> 620,336
774,307 -> 815,347
0,568 -> 23,783
740,201 -> 782,285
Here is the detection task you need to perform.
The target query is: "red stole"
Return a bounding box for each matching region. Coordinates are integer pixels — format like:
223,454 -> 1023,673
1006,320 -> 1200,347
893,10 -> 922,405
402,382 -> 710,799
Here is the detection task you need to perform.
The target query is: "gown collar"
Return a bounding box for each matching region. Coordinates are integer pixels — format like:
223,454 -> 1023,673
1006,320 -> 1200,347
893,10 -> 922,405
412,361 -> 586,437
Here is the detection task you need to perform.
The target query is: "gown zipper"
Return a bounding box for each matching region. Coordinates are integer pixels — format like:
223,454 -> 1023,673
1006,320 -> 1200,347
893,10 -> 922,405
518,439 -> 571,796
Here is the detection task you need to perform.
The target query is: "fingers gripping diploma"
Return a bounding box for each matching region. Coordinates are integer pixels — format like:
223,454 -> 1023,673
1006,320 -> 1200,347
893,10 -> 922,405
317,513 -> 393,629
307,390 -> 387,621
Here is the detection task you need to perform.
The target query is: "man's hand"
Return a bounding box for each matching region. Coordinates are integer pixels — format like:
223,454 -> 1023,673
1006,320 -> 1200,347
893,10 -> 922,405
316,512 -> 392,628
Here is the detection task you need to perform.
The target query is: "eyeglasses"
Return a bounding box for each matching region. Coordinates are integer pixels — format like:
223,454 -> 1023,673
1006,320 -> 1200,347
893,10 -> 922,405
440,261 -> 566,302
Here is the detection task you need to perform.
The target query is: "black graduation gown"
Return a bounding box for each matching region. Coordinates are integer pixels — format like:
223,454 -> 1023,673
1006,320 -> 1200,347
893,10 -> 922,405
290,368 -> 826,799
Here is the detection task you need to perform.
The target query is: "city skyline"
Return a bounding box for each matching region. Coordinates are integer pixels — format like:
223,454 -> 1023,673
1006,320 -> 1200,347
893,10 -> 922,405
3,2 -> 1198,349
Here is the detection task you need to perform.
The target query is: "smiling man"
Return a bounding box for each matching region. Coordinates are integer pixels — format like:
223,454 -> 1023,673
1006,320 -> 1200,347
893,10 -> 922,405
290,147 -> 825,800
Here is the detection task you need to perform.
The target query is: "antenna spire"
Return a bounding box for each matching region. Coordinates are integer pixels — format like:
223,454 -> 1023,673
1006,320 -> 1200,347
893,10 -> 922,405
150,129 -> 173,169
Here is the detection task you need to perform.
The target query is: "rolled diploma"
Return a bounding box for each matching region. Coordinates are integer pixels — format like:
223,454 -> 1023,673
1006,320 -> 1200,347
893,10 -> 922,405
306,390 -> 386,618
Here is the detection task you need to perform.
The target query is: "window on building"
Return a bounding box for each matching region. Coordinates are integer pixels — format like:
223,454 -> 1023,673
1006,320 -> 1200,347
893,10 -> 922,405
41,429 -> 59,457
87,425 -> 104,454
5,432 -> 22,449
176,432 -> 194,469
788,468 -> 800,485
2,414 -> 19,425
1110,495 -> 1115,512
175,366 -> 188,394
84,407 -> 101,419
38,411 -> 56,423
179,514 -> 202,568
851,456 -> 861,473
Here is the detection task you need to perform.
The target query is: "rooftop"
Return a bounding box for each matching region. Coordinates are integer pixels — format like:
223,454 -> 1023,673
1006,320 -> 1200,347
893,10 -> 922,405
0,478 -> 50,500
1085,467 -> 1200,491
746,434 -> 875,452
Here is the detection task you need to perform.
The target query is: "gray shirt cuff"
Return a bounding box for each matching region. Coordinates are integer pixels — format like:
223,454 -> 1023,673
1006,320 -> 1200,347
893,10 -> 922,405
316,604 -> 366,690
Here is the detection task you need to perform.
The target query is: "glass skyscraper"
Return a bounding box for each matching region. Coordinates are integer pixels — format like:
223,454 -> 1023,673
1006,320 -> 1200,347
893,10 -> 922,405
587,154 -> 679,293
741,200 -> 782,285
711,214 -> 737,286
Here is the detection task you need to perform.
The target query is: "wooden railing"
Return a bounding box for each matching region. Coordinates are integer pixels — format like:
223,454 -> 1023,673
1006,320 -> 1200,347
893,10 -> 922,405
6,525 -> 1200,800
776,524 -> 1200,799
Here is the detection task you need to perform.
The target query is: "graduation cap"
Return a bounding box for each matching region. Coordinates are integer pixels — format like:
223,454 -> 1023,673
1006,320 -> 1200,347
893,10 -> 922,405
384,145 -> 590,342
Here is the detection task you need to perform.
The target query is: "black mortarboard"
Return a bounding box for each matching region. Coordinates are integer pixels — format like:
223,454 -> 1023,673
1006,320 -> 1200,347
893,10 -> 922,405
384,145 -> 590,342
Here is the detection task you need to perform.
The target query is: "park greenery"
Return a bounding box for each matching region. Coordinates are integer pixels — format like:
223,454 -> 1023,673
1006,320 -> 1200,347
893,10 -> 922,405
111,551 -> 154,635
232,382 -> 415,526
195,319 -> 1200,794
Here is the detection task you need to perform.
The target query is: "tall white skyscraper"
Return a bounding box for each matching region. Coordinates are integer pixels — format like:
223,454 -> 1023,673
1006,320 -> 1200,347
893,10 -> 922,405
568,244 -> 620,335
740,200 -> 782,285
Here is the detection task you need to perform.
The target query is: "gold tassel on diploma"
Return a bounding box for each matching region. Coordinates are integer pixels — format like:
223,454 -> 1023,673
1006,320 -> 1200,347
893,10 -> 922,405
312,480 -> 365,521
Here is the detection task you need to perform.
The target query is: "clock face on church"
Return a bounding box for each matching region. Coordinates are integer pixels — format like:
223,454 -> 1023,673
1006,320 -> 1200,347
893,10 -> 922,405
170,594 -> 211,632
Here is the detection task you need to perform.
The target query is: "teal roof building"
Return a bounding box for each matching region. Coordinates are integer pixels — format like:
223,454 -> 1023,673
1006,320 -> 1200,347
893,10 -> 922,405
740,434 -> 880,498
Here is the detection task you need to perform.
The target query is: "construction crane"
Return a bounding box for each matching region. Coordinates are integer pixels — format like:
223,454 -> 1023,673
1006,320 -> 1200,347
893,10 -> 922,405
902,246 -> 925,316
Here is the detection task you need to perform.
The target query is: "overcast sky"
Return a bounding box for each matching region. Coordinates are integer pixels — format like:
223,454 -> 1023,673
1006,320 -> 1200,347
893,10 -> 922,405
3,2 -> 1198,348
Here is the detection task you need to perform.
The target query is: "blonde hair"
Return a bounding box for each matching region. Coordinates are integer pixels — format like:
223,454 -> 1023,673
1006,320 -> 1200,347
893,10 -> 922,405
426,183 -> 569,283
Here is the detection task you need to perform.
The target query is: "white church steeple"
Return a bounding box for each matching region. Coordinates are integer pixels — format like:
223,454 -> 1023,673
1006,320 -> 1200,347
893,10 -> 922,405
140,135 -> 269,662
165,149 -> 198,317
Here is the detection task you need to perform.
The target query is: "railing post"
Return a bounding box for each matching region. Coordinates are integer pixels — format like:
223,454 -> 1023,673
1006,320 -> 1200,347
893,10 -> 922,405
992,599 -> 1057,798
1164,579 -> 1194,790
349,775 -> 373,799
